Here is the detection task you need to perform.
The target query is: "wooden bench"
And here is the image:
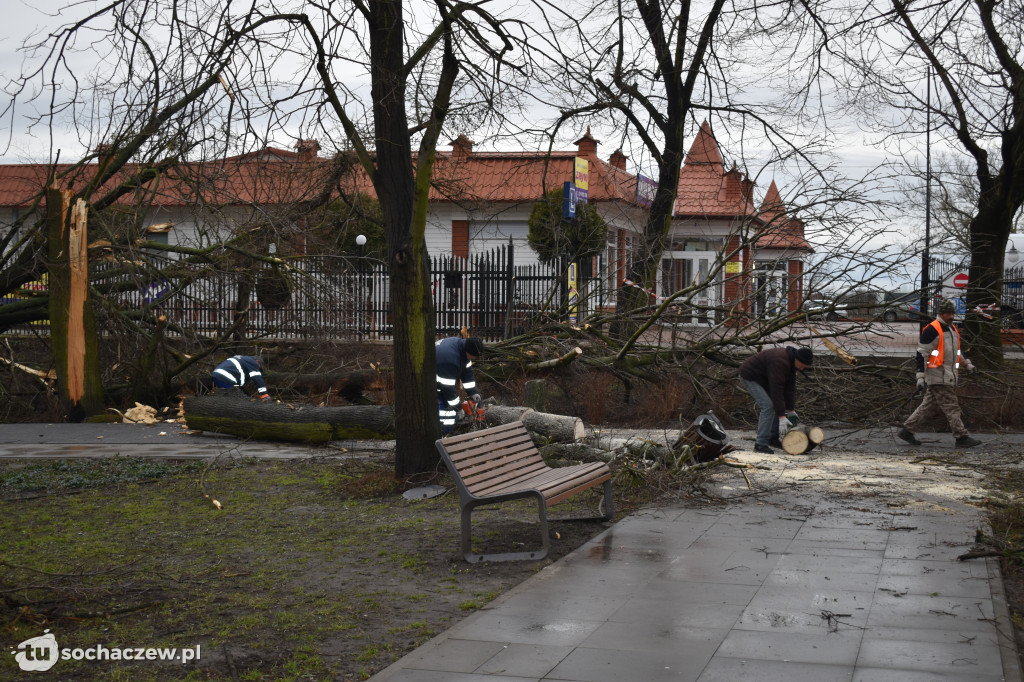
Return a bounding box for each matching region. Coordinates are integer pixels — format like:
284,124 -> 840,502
435,420 -> 614,562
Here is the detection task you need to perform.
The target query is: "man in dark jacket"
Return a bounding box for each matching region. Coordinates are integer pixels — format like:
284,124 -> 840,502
212,355 -> 270,400
739,346 -> 813,454
436,336 -> 484,432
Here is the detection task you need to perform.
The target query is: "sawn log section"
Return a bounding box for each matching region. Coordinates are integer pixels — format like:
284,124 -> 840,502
436,420 -> 614,563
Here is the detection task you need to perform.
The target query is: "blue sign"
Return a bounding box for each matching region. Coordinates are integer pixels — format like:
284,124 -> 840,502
636,174 -> 657,208
143,279 -> 171,304
562,181 -> 577,219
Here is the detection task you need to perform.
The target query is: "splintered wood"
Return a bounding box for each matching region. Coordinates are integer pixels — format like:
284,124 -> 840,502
66,198 -> 89,404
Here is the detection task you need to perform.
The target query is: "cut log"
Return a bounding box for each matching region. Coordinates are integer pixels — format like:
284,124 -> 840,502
483,405 -> 585,443
782,424 -> 825,455
182,394 -> 395,442
807,426 -> 825,445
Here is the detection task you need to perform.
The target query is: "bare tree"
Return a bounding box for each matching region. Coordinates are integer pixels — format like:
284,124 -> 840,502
831,0 -> 1024,366
1,0 -> 536,474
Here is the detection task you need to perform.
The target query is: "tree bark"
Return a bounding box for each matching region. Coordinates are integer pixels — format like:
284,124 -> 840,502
368,0 -> 442,478
182,394 -> 395,442
263,368 -> 384,403
482,405 -> 586,443
964,198 -> 1016,367
47,188 -> 105,421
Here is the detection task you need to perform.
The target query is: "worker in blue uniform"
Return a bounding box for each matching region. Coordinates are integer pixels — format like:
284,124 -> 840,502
435,337 -> 483,432
212,355 -> 271,400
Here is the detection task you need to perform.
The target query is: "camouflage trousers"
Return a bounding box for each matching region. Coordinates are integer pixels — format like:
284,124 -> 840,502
903,384 -> 968,439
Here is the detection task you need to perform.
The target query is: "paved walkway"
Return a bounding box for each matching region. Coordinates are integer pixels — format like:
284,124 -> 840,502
370,429 -> 1024,682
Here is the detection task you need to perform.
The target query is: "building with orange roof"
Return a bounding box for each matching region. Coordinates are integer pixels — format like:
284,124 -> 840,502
0,122 -> 810,319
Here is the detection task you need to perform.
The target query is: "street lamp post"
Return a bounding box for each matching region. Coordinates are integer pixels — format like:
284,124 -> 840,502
921,67 -> 932,331
356,234 -> 367,340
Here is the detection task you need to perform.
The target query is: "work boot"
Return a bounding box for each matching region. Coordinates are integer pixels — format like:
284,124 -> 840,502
955,435 -> 981,448
768,437 -> 783,448
753,444 -> 773,454
897,427 -> 922,445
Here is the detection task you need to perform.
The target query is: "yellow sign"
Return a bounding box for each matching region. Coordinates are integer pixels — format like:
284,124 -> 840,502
567,262 -> 579,324
725,261 -> 742,274
574,157 -> 589,191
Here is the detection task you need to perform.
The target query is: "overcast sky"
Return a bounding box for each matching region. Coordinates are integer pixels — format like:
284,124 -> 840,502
2,0 -> 980,284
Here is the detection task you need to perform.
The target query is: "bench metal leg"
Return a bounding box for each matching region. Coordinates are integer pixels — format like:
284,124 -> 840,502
460,493 -> 550,563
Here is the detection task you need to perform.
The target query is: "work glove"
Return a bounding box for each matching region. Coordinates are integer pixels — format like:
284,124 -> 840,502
778,416 -> 790,438
915,373 -> 926,394
965,361 -> 977,375
471,394 -> 482,405
785,410 -> 800,426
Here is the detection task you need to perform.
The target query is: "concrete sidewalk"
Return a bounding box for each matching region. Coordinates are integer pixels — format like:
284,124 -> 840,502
370,431 -> 1024,682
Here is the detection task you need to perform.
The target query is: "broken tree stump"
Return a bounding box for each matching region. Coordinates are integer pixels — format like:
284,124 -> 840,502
781,424 -> 825,455
671,412 -> 734,463
482,405 -> 585,443
182,394 -> 395,442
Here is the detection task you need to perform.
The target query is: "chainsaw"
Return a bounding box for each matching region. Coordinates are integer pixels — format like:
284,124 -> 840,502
459,399 -> 487,424
457,396 -> 496,427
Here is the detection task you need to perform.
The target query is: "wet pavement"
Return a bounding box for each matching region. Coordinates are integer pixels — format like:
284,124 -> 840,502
0,422 -> 383,459
369,428 -> 1024,682
2,423 -> 1021,681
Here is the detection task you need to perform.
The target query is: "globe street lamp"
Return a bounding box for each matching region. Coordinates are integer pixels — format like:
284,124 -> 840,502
355,235 -> 367,339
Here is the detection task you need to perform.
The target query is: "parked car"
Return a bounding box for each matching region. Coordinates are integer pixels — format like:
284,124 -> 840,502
879,291 -> 922,322
803,297 -> 842,321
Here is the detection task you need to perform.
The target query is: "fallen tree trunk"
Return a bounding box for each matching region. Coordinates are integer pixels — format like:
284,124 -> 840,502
182,394 -> 395,442
194,369 -> 385,404
483,405 -> 586,443
264,368 -> 384,403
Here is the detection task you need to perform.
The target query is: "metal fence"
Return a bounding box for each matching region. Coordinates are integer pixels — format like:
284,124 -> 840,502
925,257 -> 1023,328
3,242 -> 608,342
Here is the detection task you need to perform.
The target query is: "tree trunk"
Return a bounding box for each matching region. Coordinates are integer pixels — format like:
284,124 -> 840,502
182,394 -> 395,442
964,198 -> 1015,368
263,368 -> 384,403
482,405 -> 586,443
47,188 -> 105,421
368,0 -> 442,478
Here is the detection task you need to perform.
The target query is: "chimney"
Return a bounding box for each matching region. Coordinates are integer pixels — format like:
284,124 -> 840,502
574,127 -> 599,157
609,149 -> 627,171
95,143 -> 113,169
296,139 -> 320,161
451,134 -> 475,160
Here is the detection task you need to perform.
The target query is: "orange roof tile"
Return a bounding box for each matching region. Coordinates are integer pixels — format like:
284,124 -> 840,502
674,122 -> 757,219
0,132 -> 808,255
755,180 -> 811,252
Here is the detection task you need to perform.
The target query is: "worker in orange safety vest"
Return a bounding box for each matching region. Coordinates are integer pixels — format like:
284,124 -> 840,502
897,299 -> 980,448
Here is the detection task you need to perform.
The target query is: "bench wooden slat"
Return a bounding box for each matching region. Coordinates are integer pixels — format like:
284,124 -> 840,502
463,460 -> 550,495
453,438 -> 540,470
479,463 -> 609,500
440,421 -> 525,449
444,438 -> 536,464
